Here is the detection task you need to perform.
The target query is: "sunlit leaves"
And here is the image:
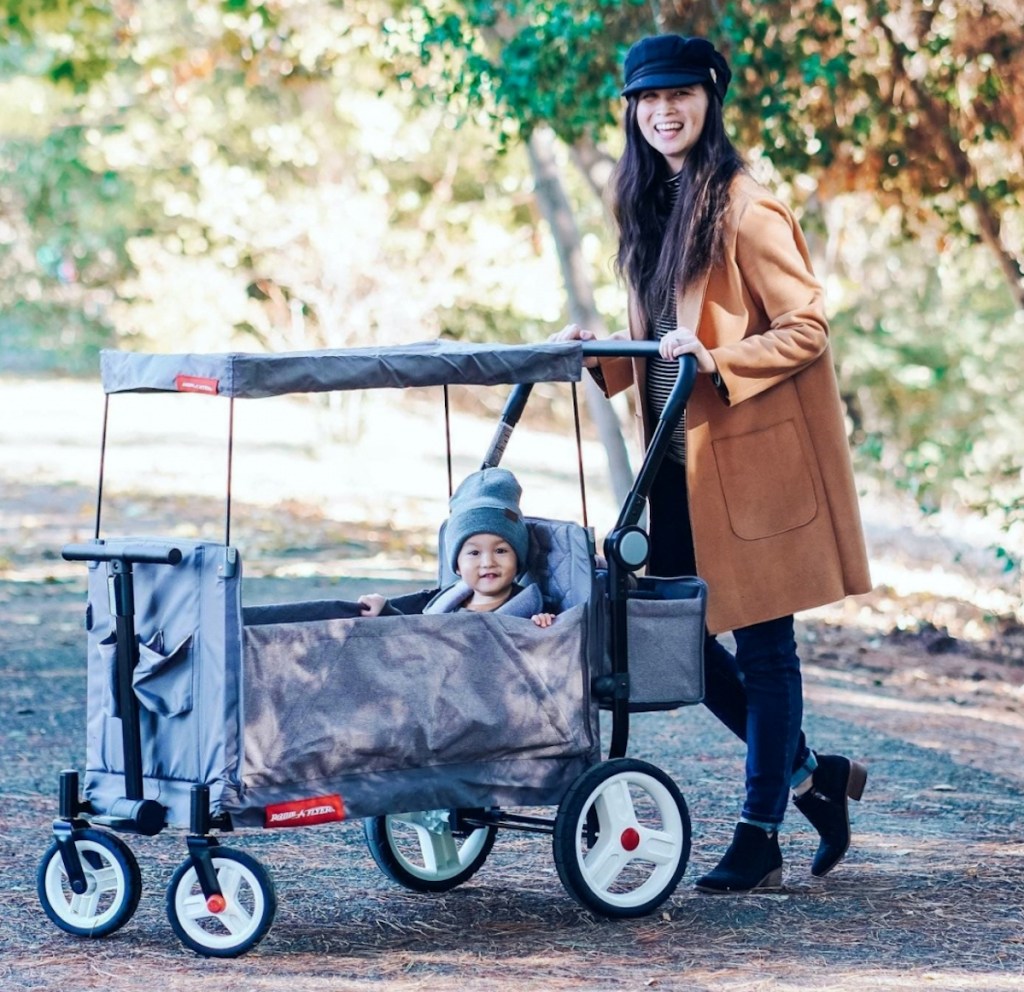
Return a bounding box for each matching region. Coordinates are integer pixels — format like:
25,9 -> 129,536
386,0 -> 650,145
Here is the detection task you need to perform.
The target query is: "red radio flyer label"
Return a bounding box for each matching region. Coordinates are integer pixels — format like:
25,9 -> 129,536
264,794 -> 345,829
175,374 -> 219,395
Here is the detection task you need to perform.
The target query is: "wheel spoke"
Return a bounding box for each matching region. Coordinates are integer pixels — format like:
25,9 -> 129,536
91,865 -> 120,893
582,836 -> 629,891
218,864 -> 244,903
218,904 -> 254,936
594,778 -> 638,833
70,889 -> 102,919
635,827 -> 680,866
414,823 -> 461,873
180,891 -> 212,922
391,810 -> 445,831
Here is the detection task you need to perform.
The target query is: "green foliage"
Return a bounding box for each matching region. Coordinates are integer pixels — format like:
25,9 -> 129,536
1,0 -> 124,90
1,0 -> 570,373
1,0 -> 1022,538
393,0 -> 1024,528
386,0 -> 652,145
829,201 -> 1023,526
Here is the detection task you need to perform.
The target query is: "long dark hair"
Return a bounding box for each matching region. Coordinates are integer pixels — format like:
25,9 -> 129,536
613,84 -> 746,325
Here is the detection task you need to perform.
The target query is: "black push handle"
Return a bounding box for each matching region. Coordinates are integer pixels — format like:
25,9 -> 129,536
61,543 -> 183,566
613,353 -> 698,531
482,341 -> 681,469
581,340 -> 662,359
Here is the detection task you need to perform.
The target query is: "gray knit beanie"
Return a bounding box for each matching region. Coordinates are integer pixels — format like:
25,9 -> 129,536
446,467 -> 529,575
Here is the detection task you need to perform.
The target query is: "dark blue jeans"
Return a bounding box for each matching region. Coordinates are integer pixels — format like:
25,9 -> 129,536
649,459 -> 812,827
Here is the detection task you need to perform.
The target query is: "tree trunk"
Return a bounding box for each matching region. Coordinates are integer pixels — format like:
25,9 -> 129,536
567,136 -> 616,206
526,127 -> 634,505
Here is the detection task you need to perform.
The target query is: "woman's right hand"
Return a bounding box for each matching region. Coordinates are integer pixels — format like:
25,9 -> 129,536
550,323 -> 599,368
358,593 -> 386,617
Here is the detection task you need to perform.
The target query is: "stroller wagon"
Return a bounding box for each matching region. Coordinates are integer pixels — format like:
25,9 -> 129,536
38,340 -> 707,957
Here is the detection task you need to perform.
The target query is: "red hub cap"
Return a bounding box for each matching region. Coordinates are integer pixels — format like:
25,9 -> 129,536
620,827 -> 640,851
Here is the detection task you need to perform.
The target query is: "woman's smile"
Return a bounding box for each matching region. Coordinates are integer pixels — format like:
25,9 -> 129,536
456,534 -> 518,600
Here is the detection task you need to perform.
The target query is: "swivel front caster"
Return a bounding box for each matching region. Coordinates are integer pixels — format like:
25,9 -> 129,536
37,828 -> 142,937
166,847 -> 276,957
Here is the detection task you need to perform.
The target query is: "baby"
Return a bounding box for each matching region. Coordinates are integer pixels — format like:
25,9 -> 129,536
359,467 -> 556,627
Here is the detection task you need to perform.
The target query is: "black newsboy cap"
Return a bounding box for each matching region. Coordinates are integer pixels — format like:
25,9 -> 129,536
622,35 -> 732,101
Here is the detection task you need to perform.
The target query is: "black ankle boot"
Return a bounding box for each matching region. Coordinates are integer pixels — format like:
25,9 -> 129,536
694,822 -> 783,893
792,753 -> 868,877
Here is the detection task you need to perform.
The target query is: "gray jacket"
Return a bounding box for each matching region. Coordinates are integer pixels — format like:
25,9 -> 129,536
382,580 -> 545,619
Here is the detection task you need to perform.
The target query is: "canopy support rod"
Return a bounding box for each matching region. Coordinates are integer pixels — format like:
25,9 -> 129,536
570,381 -> 588,530
444,385 -> 454,498
225,397 -> 235,547
94,395 -> 110,540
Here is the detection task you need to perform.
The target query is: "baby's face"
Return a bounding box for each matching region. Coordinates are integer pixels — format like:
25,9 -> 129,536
455,533 -> 518,596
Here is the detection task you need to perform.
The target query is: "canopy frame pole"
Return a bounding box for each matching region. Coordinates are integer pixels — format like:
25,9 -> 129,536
570,381 -> 588,530
94,394 -> 110,540
443,385 -> 454,499
225,397 -> 235,547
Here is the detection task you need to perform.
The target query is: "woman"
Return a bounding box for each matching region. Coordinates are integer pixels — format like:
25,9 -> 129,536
556,34 -> 872,892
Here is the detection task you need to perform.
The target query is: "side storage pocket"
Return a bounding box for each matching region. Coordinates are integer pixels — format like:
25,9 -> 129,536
97,632 -> 120,718
623,576 -> 706,711
133,631 -> 195,717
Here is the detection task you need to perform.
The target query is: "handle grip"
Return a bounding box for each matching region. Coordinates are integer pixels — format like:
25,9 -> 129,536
61,543 -> 183,566
580,340 -> 663,359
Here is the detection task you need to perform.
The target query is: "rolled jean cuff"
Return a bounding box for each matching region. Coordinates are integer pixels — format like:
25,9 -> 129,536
790,751 -> 818,790
740,815 -> 780,833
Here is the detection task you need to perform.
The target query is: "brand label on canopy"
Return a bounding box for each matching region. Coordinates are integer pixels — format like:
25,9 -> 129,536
175,375 -> 219,395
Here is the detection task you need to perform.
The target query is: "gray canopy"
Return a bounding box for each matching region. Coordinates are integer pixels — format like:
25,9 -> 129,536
99,340 -> 583,398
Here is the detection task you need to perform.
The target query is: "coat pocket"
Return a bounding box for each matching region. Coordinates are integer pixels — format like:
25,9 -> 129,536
712,419 -> 818,540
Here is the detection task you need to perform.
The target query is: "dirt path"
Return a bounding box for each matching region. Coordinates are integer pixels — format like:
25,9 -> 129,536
2,376 -> 1023,991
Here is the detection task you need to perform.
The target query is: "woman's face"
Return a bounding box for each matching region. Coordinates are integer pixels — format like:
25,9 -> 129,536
635,85 -> 709,173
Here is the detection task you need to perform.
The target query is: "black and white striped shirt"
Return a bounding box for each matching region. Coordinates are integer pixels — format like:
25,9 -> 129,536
646,172 -> 686,464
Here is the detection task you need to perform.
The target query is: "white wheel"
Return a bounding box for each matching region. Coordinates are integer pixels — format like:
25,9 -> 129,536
553,758 -> 691,918
365,809 -> 497,892
166,847 -> 276,957
37,829 -> 142,937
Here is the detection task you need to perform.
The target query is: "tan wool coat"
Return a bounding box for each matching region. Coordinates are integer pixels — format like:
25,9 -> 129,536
598,175 -> 872,634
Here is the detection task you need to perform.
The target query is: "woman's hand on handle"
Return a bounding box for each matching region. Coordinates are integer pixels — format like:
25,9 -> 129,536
358,593 -> 386,617
658,326 -> 717,374
550,323 -> 599,369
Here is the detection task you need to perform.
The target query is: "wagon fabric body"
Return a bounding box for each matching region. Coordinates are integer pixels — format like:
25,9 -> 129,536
82,524 -> 600,831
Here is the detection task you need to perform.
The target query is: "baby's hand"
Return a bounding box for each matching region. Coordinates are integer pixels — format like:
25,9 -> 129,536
531,613 -> 556,628
358,594 -> 386,617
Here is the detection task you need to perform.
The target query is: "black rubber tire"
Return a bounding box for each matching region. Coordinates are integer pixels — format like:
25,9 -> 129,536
37,828 -> 142,938
553,758 -> 691,918
365,809 -> 497,893
166,847 -> 276,958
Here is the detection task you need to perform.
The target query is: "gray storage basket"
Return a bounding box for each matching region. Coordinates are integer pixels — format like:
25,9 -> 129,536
601,574 -> 707,711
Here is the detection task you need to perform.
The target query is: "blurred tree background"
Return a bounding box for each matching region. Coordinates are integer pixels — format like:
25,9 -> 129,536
1,0 -> 1022,543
